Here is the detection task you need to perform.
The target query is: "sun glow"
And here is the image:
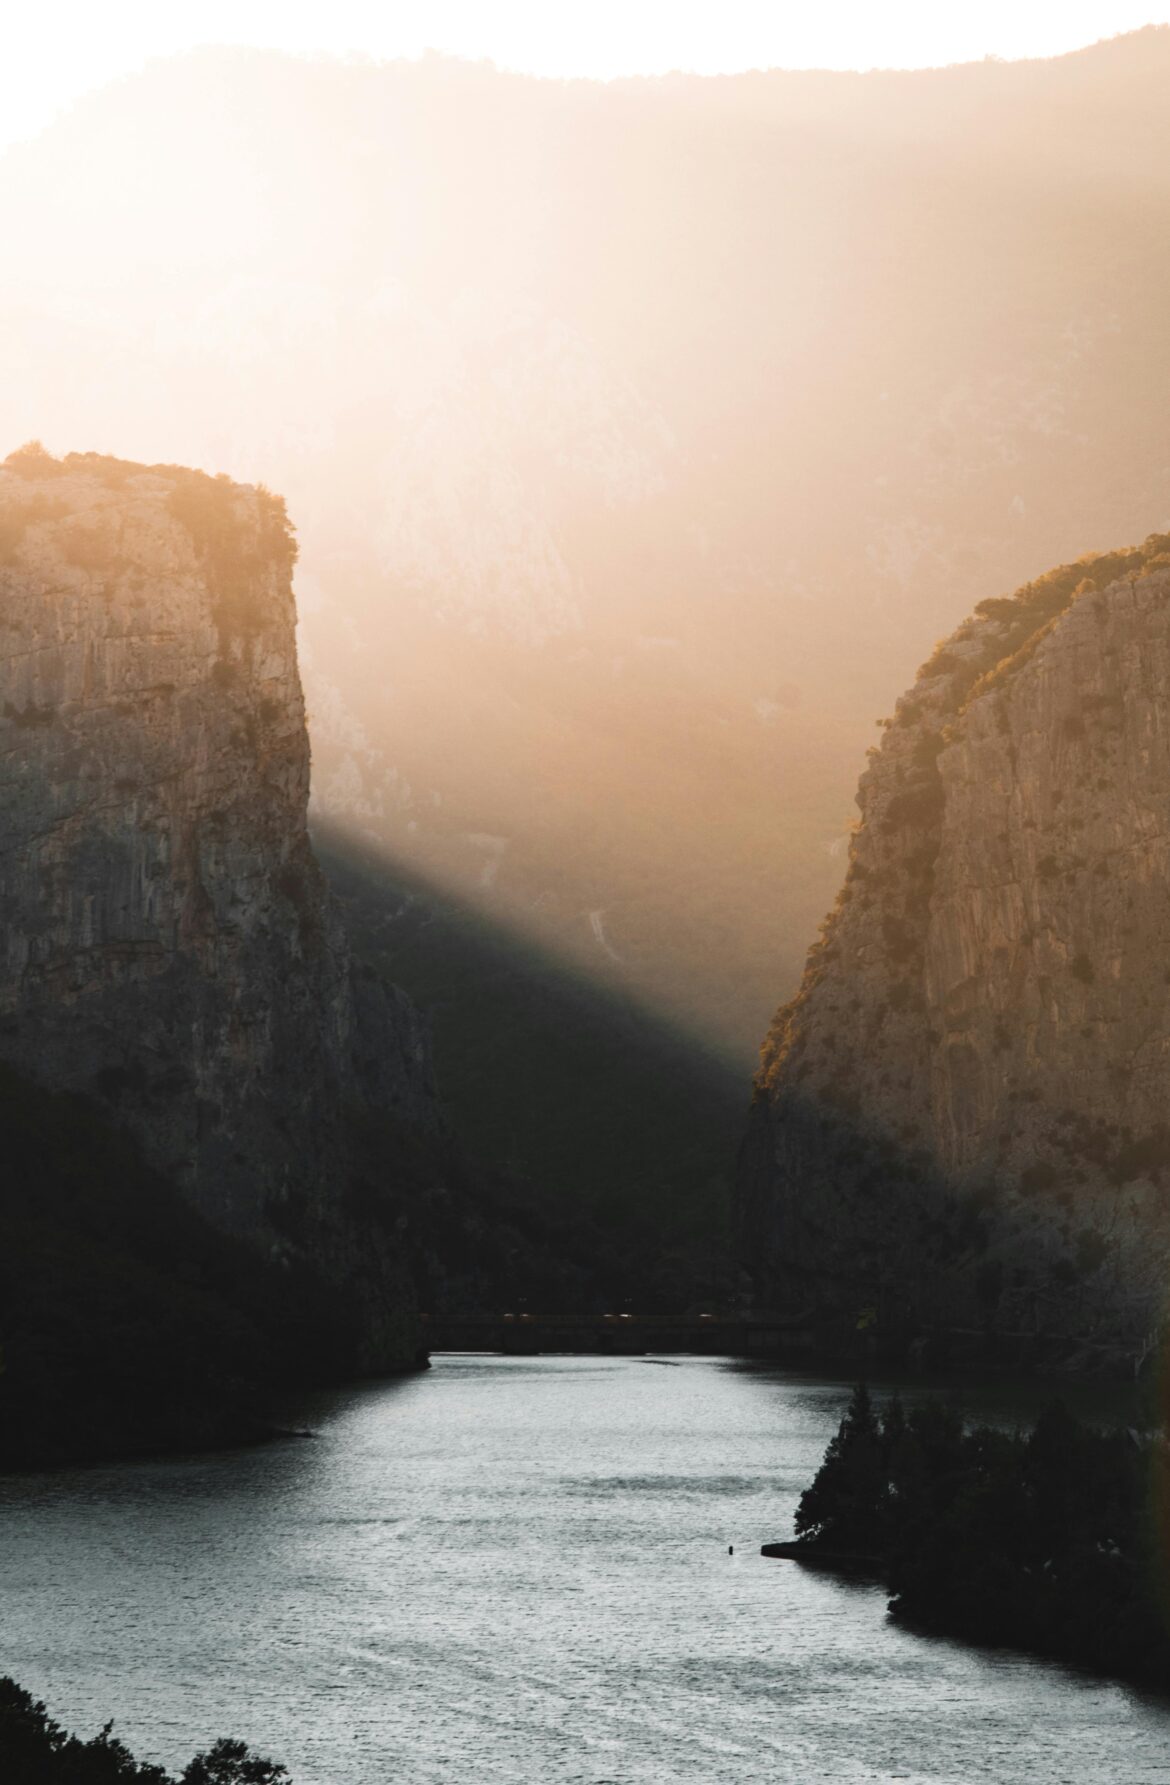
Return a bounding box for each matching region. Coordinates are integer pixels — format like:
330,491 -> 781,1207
6,2 -> 1170,153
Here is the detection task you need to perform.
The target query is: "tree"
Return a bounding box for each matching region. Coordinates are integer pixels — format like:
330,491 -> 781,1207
181,1740 -> 288,1785
794,1382 -> 887,1552
0,1679 -> 286,1785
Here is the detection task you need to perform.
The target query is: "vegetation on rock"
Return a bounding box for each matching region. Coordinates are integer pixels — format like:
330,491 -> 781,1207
778,1386 -> 1170,1686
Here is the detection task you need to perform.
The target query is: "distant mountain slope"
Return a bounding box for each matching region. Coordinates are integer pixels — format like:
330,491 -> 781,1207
740,531 -> 1170,1371
318,828 -> 744,1302
3,34 -> 1169,1069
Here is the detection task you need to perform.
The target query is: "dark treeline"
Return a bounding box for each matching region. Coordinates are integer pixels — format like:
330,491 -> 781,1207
774,1386 -> 1170,1687
0,1677 -> 285,1784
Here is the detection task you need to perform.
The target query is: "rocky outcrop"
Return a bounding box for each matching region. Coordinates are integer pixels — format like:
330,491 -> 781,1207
0,444 -> 441,1364
740,531 -> 1170,1371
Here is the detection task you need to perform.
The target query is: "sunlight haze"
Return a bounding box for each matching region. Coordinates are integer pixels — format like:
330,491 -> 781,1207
6,2 -> 1170,149
5,5 -> 1170,1770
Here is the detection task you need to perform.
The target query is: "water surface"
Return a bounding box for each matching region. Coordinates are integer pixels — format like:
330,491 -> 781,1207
2,1355 -> 1168,1783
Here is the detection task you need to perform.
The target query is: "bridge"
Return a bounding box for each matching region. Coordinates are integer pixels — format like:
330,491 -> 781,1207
421,1312 -> 815,1357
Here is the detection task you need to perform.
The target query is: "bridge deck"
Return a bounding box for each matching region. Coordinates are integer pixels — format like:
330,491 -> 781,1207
421,1315 -> 814,1357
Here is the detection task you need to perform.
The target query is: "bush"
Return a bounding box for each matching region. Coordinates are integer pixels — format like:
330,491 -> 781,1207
3,442 -> 67,480
0,1677 -> 286,1784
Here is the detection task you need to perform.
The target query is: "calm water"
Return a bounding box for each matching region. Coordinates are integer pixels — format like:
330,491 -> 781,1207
2,1355 -> 1169,1783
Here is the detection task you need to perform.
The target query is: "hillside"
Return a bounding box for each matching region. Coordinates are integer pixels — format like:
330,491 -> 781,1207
740,530 -> 1170,1371
319,828 -> 744,1296
1,33 -> 1169,1084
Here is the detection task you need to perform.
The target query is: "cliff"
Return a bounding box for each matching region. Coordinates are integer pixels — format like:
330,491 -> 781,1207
0,444 -> 440,1367
740,530 -> 1170,1371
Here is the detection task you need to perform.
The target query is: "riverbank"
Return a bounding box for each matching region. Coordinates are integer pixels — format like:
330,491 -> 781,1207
5,1356 -> 1169,1784
763,1385 -> 1170,1690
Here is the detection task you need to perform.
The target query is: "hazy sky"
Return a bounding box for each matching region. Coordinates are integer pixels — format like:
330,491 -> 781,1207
6,2 -> 1170,151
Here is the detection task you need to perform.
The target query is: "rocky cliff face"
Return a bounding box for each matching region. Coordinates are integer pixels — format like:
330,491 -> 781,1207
740,531 -> 1170,1371
0,445 -> 440,1363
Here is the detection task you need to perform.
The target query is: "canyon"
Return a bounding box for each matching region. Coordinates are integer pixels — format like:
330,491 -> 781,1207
5,35 -> 1170,1239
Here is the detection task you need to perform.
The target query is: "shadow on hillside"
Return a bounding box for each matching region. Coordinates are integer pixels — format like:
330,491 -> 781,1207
314,819 -> 748,1299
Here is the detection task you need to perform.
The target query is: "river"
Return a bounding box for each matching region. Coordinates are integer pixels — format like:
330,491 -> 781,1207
1,1355 -> 1168,1783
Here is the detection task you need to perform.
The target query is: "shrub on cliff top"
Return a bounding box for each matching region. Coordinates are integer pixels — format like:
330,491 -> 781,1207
3,442 -> 67,481
167,471 -> 297,642
906,533 -> 1170,719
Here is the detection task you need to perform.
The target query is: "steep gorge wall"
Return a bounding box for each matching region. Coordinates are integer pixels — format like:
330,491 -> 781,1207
740,532 -> 1170,1369
0,446 -> 440,1362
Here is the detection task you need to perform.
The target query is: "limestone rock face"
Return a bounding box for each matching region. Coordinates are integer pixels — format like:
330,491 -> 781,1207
0,447 -> 440,1360
740,532 -> 1170,1369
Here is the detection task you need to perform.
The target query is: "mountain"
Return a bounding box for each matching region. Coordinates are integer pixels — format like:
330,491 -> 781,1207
4,39 -> 1170,1242
0,443 -> 439,1368
739,529 -> 1170,1372
2,33 -> 1169,1085
0,445 -> 628,1462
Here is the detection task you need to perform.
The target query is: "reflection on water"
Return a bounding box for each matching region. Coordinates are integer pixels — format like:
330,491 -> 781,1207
1,1357 -> 1168,1784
